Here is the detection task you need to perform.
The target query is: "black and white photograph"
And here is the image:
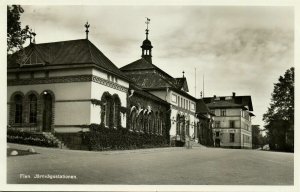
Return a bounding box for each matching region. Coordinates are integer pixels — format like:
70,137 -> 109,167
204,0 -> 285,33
1,1 -> 298,192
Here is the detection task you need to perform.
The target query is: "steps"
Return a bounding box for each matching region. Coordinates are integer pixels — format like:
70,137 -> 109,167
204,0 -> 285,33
189,140 -> 207,148
42,132 -> 69,149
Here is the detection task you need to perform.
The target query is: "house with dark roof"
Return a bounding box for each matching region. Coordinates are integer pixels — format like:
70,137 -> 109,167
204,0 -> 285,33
203,93 -> 255,148
120,21 -> 212,147
7,24 -> 171,149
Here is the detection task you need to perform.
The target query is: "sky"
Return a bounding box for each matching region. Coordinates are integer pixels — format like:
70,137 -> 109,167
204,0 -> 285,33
19,5 -> 294,128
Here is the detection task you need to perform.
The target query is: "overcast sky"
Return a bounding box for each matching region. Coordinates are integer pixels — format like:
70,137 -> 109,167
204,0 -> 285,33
20,5 -> 294,128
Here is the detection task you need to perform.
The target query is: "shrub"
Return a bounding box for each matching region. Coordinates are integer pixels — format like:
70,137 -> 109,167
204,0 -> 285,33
7,129 -> 59,147
87,124 -> 168,151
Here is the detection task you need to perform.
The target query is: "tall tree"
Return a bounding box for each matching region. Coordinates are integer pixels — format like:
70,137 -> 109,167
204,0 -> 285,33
7,5 -> 29,54
263,67 -> 294,152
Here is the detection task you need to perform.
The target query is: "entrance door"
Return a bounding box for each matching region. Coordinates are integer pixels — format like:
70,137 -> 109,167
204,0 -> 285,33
42,93 -> 52,132
215,139 -> 220,147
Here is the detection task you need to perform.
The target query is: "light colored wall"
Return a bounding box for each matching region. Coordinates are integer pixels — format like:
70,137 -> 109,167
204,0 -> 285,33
56,101 -> 90,125
169,91 -> 196,112
214,116 -> 241,128
149,90 -> 168,102
214,108 -> 240,116
8,82 -> 91,101
213,129 -> 241,147
8,82 -> 92,126
92,69 -> 129,88
169,107 -> 198,139
90,81 -> 127,125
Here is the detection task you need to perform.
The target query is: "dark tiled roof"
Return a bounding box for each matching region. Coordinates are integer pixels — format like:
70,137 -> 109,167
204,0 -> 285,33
203,96 -> 253,111
120,58 -> 156,71
206,100 -> 243,109
8,39 -> 127,79
174,77 -> 189,92
196,99 -> 211,114
121,58 -> 192,94
125,72 -> 173,89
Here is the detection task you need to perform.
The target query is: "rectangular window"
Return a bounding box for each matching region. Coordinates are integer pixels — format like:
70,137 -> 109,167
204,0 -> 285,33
216,131 -> 220,137
191,103 -> 195,111
230,133 -> 235,142
229,120 -> 235,128
181,98 -> 183,108
188,101 -> 190,110
211,110 -> 215,115
171,94 -> 177,103
215,121 -> 220,128
221,109 -> 226,116
177,96 -> 180,106
107,74 -> 110,81
186,100 -> 188,109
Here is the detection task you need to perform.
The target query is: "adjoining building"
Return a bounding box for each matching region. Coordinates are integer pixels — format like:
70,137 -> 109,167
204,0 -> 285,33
203,93 -> 255,149
120,20 -> 211,147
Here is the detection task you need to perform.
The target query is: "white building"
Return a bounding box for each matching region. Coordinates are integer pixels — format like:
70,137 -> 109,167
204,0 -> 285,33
203,93 -> 255,148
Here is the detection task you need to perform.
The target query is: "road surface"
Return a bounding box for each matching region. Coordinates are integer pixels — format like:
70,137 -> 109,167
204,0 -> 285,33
7,143 -> 293,185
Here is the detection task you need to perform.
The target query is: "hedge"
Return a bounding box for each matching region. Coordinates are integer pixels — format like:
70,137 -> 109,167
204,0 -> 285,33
88,124 -> 169,151
7,129 -> 59,148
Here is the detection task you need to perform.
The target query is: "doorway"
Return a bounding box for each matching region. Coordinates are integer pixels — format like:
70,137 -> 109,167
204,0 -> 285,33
215,139 -> 220,147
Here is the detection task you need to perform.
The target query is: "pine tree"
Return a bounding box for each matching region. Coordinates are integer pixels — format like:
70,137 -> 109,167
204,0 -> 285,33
263,67 -> 294,152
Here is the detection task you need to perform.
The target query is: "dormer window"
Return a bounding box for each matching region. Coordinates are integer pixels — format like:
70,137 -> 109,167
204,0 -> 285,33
21,51 -> 45,66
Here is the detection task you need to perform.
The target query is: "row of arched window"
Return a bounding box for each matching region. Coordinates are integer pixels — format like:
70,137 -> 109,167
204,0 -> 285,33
100,92 -> 121,128
130,108 -> 164,135
9,91 -> 54,130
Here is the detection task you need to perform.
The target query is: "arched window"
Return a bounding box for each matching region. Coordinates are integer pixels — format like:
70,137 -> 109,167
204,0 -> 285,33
14,95 -> 23,124
130,109 -> 137,131
29,94 -> 37,123
101,92 -> 112,128
176,114 -> 180,135
112,94 -> 121,128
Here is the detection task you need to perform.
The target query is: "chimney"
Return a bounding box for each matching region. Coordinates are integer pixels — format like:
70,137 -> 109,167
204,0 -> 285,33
232,92 -> 236,97
213,95 -> 216,99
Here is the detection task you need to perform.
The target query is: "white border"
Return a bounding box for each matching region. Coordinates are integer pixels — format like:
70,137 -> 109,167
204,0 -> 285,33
1,0 -> 298,191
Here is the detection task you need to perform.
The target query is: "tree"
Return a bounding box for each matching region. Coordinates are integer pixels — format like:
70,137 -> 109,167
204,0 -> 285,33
252,125 -> 267,149
263,67 -> 294,152
7,5 -> 29,54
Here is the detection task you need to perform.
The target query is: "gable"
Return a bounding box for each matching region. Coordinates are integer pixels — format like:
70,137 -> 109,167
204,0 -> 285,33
22,50 -> 45,66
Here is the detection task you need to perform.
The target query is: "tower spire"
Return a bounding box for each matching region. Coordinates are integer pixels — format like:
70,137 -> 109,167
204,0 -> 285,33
141,17 -> 153,63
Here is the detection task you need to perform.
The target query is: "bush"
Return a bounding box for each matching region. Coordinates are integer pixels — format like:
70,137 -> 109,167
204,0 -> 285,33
7,129 -> 59,147
88,124 -> 168,151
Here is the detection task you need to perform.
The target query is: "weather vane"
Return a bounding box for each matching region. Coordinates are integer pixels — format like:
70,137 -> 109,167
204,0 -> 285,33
28,28 -> 36,44
145,17 -> 150,29
85,21 -> 90,40
145,17 -> 150,39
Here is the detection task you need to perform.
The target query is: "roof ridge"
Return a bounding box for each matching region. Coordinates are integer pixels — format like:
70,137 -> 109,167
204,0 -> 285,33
33,39 -> 87,46
86,40 -> 95,64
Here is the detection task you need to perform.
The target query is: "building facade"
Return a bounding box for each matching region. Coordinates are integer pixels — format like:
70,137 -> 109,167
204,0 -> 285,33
203,93 -> 254,149
120,24 -> 204,146
7,21 -> 214,149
